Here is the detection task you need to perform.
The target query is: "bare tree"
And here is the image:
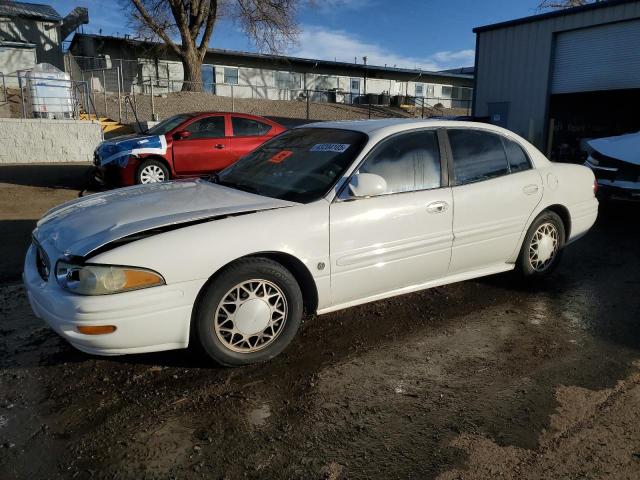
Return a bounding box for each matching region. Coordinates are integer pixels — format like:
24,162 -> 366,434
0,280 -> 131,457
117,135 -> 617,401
125,0 -> 300,91
538,0 -> 601,9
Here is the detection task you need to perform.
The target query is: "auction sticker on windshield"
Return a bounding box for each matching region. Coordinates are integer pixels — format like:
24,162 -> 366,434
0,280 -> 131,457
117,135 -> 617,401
269,150 -> 294,164
310,144 -> 350,153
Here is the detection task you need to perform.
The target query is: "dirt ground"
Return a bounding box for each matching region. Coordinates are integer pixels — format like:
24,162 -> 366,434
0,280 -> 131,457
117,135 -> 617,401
1,164 -> 639,479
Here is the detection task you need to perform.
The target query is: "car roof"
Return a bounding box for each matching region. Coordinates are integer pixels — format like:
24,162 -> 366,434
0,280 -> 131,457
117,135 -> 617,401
298,118 -> 505,136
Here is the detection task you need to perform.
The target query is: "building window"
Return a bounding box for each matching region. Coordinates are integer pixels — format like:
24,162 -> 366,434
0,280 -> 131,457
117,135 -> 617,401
275,71 -> 300,89
415,84 -> 424,97
315,75 -> 337,90
426,85 -> 435,97
450,87 -> 473,101
223,67 -> 239,85
201,64 -> 215,93
441,86 -> 453,98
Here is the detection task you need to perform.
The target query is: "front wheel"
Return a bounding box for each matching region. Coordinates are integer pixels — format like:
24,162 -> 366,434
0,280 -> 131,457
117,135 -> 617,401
136,159 -> 169,184
516,211 -> 565,279
194,258 -> 303,366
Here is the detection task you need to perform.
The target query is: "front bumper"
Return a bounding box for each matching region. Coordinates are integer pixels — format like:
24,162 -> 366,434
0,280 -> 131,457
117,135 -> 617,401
94,154 -> 139,187
23,244 -> 205,356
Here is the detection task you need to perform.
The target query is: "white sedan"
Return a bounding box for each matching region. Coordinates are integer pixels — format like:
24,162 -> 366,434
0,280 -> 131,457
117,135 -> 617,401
24,119 -> 598,366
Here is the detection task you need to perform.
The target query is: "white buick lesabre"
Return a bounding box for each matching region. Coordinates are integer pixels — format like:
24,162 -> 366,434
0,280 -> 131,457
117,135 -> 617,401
24,119 -> 598,366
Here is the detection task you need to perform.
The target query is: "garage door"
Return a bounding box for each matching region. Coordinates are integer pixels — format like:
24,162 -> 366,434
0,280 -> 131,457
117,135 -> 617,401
551,19 -> 640,94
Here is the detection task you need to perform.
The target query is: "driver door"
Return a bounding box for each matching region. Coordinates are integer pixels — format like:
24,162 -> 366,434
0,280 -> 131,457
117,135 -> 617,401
329,129 -> 454,306
172,115 -> 232,175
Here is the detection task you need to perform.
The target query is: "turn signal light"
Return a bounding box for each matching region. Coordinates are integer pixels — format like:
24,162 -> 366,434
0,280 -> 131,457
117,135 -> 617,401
593,180 -> 598,195
76,325 -> 117,335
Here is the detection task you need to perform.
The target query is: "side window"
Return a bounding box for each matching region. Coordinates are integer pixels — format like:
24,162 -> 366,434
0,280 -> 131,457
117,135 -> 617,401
449,129 -> 509,185
232,117 -> 272,136
185,116 -> 225,139
359,130 -> 441,194
502,137 -> 531,173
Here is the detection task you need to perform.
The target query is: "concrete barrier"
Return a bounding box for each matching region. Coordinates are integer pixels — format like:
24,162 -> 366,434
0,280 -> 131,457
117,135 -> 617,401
0,118 -> 103,164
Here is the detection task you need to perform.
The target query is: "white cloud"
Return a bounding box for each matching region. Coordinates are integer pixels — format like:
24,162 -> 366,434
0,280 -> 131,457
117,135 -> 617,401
290,26 -> 474,71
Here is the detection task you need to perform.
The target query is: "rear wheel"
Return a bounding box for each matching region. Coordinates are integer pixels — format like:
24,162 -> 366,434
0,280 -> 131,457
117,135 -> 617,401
194,258 -> 303,366
517,211 -> 565,279
136,159 -> 169,184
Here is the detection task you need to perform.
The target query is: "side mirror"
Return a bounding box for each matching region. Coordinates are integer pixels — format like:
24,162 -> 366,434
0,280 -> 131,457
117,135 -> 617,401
174,130 -> 191,140
348,173 -> 387,198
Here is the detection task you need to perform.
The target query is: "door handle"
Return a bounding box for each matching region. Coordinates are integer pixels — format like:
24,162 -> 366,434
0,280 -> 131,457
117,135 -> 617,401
427,201 -> 449,214
214,144 -> 225,149
523,184 -> 539,195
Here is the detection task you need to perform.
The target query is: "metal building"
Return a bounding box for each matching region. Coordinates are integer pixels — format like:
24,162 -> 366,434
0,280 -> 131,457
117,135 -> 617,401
473,0 -> 640,160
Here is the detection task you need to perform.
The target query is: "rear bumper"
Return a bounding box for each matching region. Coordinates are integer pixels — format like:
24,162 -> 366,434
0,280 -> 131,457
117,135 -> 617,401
566,197 -> 599,245
23,244 -> 205,356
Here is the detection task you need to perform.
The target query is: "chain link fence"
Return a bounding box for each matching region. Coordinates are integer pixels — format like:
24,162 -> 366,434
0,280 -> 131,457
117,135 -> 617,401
2,54 -> 471,124
0,71 -> 98,120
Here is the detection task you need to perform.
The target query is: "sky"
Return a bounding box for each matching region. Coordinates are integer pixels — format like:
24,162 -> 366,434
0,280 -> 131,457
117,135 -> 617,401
50,0 -> 550,71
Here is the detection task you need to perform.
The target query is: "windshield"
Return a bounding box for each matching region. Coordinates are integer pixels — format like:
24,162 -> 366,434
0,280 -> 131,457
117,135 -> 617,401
146,114 -> 193,135
216,128 -> 368,203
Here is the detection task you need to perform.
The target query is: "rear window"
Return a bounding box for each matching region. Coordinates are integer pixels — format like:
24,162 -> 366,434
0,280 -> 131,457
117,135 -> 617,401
217,128 -> 368,203
502,137 -> 531,173
232,117 -> 272,136
449,129 -> 510,185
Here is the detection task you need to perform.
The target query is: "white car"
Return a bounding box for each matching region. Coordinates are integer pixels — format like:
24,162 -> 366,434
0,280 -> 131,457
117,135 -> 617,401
24,119 -> 599,366
584,131 -> 640,200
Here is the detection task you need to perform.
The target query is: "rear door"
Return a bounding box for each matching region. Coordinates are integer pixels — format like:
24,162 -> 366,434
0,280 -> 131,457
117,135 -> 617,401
171,114 -> 232,174
228,116 -> 276,164
446,128 -> 543,274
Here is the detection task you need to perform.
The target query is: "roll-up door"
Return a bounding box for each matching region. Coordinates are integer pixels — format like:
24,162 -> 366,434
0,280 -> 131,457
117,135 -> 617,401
551,19 -> 640,94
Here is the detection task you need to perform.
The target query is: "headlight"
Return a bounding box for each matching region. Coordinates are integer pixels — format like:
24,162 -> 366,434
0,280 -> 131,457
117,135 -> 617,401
55,261 -> 165,295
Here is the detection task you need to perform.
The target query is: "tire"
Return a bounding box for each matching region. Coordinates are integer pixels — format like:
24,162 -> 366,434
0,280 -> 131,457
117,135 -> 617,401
516,210 -> 565,280
194,258 -> 303,366
136,159 -> 169,184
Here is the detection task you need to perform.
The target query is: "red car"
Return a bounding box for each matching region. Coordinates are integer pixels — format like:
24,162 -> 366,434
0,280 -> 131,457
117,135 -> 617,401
94,112 -> 286,186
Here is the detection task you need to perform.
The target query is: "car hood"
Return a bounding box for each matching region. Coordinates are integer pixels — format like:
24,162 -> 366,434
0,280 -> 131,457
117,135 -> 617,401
34,180 -> 297,258
588,131 -> 640,166
95,134 -> 168,166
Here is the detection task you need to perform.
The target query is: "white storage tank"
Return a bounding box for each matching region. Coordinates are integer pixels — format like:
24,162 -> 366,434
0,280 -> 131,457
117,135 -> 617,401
27,63 -> 74,119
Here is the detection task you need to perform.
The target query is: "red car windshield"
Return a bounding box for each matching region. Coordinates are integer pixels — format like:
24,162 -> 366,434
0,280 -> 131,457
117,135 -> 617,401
145,114 -> 192,135
216,128 -> 368,203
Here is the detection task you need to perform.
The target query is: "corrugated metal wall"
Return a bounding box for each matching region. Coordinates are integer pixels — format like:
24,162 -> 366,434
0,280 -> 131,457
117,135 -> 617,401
474,1 -> 640,149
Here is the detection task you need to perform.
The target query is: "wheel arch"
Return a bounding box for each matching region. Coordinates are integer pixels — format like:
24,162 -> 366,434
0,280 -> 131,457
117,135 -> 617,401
137,155 -> 173,178
193,251 -> 319,317
543,203 -> 571,241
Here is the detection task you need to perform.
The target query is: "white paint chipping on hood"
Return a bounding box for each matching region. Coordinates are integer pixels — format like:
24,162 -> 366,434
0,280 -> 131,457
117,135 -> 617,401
588,131 -> 640,166
34,180 -> 297,257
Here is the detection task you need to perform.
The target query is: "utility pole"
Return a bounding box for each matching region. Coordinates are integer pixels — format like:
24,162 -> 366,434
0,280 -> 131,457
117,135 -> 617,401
362,56 -> 368,97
